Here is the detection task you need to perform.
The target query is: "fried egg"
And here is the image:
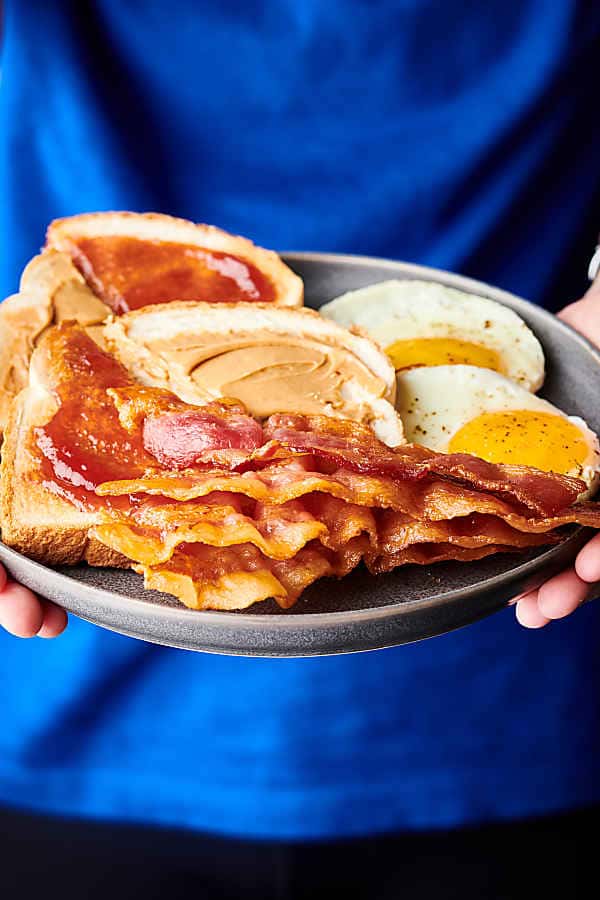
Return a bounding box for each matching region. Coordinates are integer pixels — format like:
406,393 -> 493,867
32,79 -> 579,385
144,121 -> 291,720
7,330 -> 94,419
395,365 -> 600,495
320,280 -> 545,392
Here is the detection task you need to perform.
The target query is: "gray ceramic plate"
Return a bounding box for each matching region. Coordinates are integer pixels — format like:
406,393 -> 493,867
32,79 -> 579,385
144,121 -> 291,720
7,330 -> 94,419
1,253 -> 599,656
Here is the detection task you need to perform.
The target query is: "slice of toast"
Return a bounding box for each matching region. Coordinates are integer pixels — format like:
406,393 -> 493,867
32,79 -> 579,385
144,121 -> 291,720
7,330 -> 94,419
0,213 -> 304,438
0,331 -> 128,567
104,301 -> 405,447
46,211 -> 304,312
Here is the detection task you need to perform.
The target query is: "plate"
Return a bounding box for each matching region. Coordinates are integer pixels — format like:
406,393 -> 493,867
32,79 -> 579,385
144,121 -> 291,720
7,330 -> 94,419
1,253 -> 599,656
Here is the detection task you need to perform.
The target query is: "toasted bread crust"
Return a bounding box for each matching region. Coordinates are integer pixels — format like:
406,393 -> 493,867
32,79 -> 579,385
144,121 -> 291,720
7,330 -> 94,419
46,211 -> 304,308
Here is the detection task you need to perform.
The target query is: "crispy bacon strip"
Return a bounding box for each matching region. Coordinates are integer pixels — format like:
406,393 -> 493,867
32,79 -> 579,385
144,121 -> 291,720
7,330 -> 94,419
143,410 -> 264,468
265,414 -> 585,516
136,541 -> 334,610
90,485 -> 569,610
91,495 -> 328,564
95,459 -> 600,530
366,543 -> 517,574
130,536 -> 537,610
375,511 -> 558,557
108,386 -> 276,470
92,492 -> 381,570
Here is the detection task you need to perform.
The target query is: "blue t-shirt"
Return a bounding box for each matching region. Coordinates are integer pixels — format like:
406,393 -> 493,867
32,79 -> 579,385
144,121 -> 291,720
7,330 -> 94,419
1,2 -> 600,840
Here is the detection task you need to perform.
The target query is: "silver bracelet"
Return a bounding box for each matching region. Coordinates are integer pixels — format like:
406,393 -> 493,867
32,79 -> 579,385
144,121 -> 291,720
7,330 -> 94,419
589,244 -> 600,282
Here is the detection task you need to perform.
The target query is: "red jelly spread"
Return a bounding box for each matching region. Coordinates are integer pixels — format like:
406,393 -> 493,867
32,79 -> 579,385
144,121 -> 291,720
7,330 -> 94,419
35,330 -> 155,510
70,236 -> 276,314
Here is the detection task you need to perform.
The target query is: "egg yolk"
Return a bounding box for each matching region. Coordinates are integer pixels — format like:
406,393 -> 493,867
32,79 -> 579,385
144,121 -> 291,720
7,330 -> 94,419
385,337 -> 502,373
447,411 -> 588,475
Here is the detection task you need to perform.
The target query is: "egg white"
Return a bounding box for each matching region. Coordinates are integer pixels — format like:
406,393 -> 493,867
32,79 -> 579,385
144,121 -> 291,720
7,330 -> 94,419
395,365 -> 600,495
320,279 -> 545,392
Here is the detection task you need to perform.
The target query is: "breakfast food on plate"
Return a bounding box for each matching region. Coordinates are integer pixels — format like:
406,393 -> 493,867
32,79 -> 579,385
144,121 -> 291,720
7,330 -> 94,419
46,212 -> 303,313
320,279 -> 545,391
2,322 -> 600,612
2,215 -> 600,615
0,212 -> 302,436
395,365 -> 600,496
103,301 -> 404,447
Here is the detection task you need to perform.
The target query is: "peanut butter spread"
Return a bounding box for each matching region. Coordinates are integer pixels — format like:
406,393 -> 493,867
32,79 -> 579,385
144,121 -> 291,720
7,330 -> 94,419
0,250 -> 109,435
52,280 -> 108,325
0,292 -> 52,434
127,332 -> 388,421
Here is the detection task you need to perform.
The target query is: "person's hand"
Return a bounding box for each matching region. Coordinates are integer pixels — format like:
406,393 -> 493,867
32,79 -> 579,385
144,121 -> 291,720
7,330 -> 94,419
515,274 -> 600,628
0,563 -> 67,637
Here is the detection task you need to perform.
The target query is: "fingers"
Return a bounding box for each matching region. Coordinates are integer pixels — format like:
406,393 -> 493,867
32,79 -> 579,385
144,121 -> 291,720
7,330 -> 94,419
575,531 -> 600,582
0,581 -> 45,637
514,567 -> 594,629
0,572 -> 68,638
536,568 -> 590,619
515,592 -> 551,629
37,600 -> 68,638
